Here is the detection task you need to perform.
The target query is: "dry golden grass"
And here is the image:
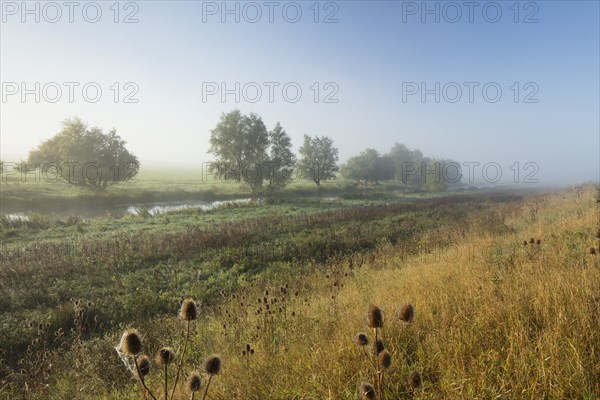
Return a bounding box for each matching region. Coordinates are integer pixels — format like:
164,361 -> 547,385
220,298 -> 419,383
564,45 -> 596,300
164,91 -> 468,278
170,185 -> 599,399
37,186 -> 598,400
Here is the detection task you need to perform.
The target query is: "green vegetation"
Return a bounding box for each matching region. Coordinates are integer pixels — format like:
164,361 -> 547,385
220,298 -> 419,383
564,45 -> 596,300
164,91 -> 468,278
340,143 -> 458,192
26,118 -> 139,191
297,134 -> 340,187
1,171 -> 598,399
208,110 -> 298,194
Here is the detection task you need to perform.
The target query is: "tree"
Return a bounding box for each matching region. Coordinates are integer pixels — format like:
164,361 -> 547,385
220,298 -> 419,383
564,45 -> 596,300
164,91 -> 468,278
387,143 -> 424,187
341,149 -> 394,185
422,159 -> 453,192
208,110 -> 270,194
265,122 -> 296,192
297,134 -> 339,187
27,118 -> 139,191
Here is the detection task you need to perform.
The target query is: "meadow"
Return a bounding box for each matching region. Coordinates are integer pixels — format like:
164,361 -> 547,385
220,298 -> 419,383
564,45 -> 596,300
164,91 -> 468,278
0,174 -> 598,399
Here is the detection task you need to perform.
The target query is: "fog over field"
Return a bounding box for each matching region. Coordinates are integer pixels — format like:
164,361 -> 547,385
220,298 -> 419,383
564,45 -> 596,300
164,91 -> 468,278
1,1 -> 598,185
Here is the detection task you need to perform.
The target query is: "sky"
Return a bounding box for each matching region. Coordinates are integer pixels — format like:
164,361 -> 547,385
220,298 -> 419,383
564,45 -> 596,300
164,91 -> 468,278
1,0 -> 599,186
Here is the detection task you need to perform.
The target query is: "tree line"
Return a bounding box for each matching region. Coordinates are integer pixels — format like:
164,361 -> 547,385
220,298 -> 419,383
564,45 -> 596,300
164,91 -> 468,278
13,112 -> 454,193
207,110 -> 339,194
209,110 -> 454,193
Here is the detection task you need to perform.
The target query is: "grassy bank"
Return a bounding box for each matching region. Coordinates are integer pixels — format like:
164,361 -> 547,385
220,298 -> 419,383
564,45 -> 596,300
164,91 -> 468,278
1,184 -> 598,399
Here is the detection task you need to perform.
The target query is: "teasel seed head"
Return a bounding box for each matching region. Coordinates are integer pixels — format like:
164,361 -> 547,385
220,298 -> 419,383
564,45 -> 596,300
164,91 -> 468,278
119,329 -> 142,355
367,304 -> 384,328
137,355 -> 151,377
155,347 -> 175,366
408,371 -> 422,389
180,298 -> 198,321
536,239 -> 541,245
523,240 -> 528,246
359,382 -> 376,400
396,304 -> 414,323
590,247 -> 597,255
355,333 -> 369,347
374,339 -> 385,354
378,349 -> 391,369
204,354 -> 222,375
529,237 -> 535,244
187,371 -> 202,392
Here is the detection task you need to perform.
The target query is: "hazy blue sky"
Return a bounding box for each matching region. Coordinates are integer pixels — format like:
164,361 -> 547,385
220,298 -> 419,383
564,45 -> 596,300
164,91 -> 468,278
1,1 -> 598,185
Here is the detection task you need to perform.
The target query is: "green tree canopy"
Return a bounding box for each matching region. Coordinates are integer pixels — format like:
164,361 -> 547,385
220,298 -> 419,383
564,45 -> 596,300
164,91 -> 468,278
341,148 -> 394,185
209,110 -> 299,194
340,143 -> 456,192
209,110 -> 270,194
266,122 -> 296,192
27,118 -> 139,191
297,134 -> 339,187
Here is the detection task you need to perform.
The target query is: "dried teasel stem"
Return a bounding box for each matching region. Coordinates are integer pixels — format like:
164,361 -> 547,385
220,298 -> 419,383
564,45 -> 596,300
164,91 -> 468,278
169,320 -> 192,400
373,327 -> 380,397
201,375 -> 213,400
377,350 -> 391,400
156,347 -> 175,400
187,372 -> 202,400
134,356 -> 158,400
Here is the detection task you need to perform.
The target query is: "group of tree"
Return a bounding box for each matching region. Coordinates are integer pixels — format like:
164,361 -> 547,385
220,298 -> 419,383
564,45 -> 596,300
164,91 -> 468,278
22,113 -> 339,194
340,143 -> 455,191
208,110 -> 339,194
24,113 -> 452,194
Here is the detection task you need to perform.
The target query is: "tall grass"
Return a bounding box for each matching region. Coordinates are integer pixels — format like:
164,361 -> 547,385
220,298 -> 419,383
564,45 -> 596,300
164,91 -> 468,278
3,184 -> 599,399
169,184 -> 599,399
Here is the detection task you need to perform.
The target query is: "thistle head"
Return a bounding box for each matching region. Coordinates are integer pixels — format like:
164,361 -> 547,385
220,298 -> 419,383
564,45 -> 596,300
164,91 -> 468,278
374,339 -> 385,354
155,347 -> 175,366
378,349 -> 391,369
408,371 -> 422,389
180,298 -> 198,321
396,304 -> 414,323
137,355 -> 151,377
187,371 -> 203,392
367,304 -> 383,328
119,329 -> 142,356
359,382 -> 376,400
204,354 -> 222,376
355,332 -> 369,347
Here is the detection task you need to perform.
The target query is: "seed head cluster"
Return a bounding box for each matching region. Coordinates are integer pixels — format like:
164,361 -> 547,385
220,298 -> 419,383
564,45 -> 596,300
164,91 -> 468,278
180,298 -> 198,321
355,333 -> 369,347
155,347 -> 175,366
368,304 -> 384,328
408,371 -> 422,389
396,304 -> 414,323
204,354 -> 222,376
378,350 -> 391,369
120,329 -> 142,356
187,371 -> 203,392
137,355 -> 151,377
360,382 -> 376,400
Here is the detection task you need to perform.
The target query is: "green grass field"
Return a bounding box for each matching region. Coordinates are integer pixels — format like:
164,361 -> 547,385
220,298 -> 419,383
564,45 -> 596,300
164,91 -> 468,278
0,175 -> 597,399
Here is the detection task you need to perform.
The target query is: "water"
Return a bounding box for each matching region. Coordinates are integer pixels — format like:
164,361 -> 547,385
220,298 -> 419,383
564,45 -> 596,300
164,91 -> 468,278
4,213 -> 29,222
1,196 -> 338,219
126,198 -> 254,216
